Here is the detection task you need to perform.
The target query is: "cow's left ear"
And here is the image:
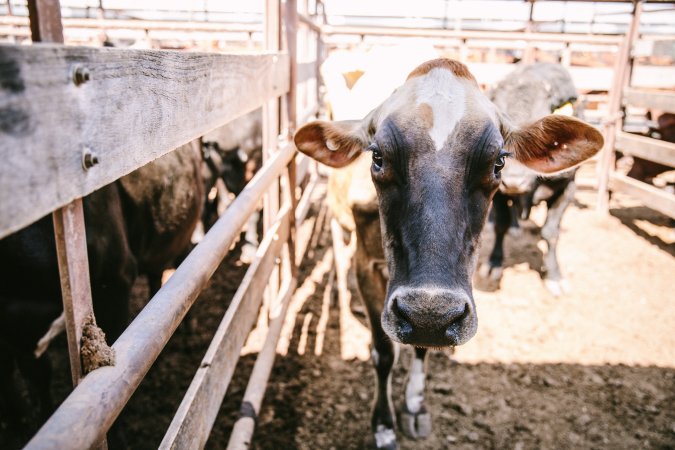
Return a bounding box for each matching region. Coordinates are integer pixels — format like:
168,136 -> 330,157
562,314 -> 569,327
503,115 -> 603,173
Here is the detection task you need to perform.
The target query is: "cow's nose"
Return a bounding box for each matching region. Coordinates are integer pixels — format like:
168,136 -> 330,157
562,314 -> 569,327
388,288 -> 473,347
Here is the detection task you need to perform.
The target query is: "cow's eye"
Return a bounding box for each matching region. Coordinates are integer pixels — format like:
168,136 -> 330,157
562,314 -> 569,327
494,150 -> 509,174
369,144 -> 383,170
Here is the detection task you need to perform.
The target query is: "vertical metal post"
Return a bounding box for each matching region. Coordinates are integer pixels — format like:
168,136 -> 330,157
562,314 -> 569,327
522,0 -> 536,64
286,0 -> 298,137
27,0 -> 64,43
260,0 -> 282,331
596,0 -> 643,213
52,202 -> 94,386
285,0 -> 298,280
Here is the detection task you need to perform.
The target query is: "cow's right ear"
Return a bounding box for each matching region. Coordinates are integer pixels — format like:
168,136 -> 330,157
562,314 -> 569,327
294,120 -> 369,168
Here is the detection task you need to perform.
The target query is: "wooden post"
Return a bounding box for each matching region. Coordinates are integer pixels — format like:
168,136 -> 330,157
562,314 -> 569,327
27,0 -> 63,43
27,0 -> 96,388
28,0 -> 106,447
596,0 -> 643,213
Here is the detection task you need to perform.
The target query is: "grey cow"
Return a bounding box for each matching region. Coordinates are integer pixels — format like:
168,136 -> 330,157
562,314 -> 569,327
478,63 -> 584,296
294,58 -> 603,449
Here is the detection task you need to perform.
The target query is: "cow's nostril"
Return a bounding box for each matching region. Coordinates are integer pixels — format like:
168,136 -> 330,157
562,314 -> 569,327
391,296 -> 410,322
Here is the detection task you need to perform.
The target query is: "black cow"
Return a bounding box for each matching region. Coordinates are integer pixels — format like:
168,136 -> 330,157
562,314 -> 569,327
478,63 -> 584,296
294,58 -> 603,448
0,143 -> 203,433
196,109 -> 264,263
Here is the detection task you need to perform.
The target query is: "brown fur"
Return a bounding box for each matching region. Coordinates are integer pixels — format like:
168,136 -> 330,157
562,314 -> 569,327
506,115 -> 604,173
407,58 -> 477,84
417,102 -> 434,130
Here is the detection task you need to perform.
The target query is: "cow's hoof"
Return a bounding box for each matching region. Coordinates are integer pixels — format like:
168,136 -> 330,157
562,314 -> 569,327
544,278 -> 571,297
373,425 -> 398,449
478,262 -> 503,282
399,409 -> 432,439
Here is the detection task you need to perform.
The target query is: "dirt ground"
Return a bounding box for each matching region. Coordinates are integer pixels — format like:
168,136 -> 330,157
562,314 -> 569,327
2,173 -> 674,450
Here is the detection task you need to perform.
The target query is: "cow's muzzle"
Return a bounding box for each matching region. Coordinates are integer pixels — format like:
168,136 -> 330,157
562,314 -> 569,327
382,286 -> 477,347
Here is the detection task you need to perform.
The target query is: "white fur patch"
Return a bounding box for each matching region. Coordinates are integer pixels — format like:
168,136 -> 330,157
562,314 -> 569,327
405,357 -> 426,413
374,425 -> 397,448
415,68 -> 466,151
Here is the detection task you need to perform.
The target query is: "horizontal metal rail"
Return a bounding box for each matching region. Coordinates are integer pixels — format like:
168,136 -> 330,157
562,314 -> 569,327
609,173 -> 675,219
25,142 -> 296,450
0,16 -> 261,32
622,87 -> 675,112
321,24 -> 623,45
615,131 -> 675,167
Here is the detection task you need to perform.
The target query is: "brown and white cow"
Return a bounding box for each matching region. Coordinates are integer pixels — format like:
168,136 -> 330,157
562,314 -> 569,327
294,58 -> 603,449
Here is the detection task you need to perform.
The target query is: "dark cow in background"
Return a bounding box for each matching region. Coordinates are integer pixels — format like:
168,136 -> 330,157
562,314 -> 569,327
477,63 -> 584,296
294,58 -> 602,449
0,143 -> 203,433
193,108 -> 263,263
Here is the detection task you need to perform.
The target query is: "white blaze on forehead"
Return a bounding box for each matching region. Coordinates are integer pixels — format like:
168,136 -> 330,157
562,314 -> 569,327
415,68 -> 467,151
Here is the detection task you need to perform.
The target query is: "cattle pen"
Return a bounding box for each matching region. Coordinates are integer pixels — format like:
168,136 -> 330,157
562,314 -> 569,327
1,1 -> 674,449
1,0 -> 324,448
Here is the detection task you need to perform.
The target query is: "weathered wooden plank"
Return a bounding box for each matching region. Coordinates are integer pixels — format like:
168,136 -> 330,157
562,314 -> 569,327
609,173 -> 675,219
24,143 -> 296,450
160,205 -> 291,450
0,45 -> 289,239
615,131 -> 675,168
622,88 -> 675,112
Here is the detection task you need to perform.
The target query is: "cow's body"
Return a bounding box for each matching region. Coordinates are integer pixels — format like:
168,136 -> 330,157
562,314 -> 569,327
195,109 -> 264,262
478,63 -> 582,296
0,143 -> 203,430
295,58 -> 602,448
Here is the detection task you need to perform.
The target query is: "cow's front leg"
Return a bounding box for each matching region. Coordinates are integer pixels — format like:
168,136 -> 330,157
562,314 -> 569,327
355,251 -> 398,449
399,347 -> 432,439
541,180 -> 575,296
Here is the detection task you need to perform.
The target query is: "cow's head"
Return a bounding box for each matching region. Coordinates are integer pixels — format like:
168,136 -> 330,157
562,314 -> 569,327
295,58 -> 603,347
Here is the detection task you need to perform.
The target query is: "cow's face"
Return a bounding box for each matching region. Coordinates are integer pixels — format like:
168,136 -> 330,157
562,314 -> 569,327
295,58 -> 603,347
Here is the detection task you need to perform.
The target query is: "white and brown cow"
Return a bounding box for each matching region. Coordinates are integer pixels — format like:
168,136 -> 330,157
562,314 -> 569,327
294,58 -> 603,449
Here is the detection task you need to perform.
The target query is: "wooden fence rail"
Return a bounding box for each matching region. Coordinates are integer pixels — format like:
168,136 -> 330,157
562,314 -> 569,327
0,44 -> 289,238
